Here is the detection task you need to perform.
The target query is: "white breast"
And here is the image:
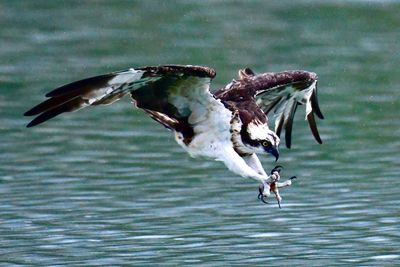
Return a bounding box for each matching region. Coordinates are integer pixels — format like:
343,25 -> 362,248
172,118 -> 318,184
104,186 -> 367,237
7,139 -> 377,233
175,97 -> 233,159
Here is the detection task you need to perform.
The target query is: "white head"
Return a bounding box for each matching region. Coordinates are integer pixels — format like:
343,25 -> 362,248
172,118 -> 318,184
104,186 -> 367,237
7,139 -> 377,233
246,122 -> 280,160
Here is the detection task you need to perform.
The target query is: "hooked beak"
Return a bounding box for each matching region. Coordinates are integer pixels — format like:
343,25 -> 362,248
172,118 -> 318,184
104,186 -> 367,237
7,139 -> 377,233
266,146 -> 279,162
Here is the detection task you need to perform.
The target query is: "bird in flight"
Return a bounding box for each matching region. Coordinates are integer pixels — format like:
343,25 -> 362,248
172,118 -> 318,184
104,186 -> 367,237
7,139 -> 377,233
25,65 -> 324,207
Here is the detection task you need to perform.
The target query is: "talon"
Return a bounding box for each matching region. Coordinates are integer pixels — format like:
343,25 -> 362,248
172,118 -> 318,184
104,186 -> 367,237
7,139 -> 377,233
274,191 -> 282,209
277,197 -> 282,209
258,184 -> 270,204
258,184 -> 263,194
260,196 -> 269,204
260,167 -> 296,208
270,172 -> 280,183
258,186 -> 263,199
271,165 -> 283,174
258,193 -> 269,204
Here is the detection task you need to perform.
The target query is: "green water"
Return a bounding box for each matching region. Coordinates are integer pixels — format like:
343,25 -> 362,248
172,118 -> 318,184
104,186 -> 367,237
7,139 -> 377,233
1,1 -> 399,266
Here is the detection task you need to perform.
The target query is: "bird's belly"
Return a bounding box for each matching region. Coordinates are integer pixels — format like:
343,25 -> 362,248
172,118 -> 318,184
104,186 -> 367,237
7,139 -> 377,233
174,96 -> 233,160
175,131 -> 225,159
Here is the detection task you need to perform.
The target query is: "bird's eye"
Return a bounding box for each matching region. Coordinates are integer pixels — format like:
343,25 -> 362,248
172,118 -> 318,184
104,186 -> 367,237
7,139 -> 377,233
262,141 -> 270,147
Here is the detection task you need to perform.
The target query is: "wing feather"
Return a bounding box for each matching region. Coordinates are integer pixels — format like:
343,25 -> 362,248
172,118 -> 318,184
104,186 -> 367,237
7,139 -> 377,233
25,65 -> 216,128
307,112 -> 322,144
24,92 -> 79,116
44,73 -> 117,97
255,71 -> 324,148
310,90 -> 324,119
275,113 -> 285,138
285,102 -> 298,148
26,96 -> 85,127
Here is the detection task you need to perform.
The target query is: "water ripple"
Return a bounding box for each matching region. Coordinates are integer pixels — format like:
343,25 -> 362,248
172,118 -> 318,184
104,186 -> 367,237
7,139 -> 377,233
2,1 -> 400,266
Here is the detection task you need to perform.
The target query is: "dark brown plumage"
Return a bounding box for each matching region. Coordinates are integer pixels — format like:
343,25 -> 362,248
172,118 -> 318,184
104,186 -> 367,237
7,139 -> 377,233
215,69 -> 323,148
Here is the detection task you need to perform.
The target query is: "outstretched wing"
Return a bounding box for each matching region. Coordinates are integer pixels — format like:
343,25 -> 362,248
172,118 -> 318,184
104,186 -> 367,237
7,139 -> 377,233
24,65 -> 216,129
254,70 -> 324,148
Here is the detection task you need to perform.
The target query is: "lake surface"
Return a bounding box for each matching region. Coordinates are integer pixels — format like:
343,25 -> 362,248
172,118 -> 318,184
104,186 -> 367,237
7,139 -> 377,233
1,1 -> 399,266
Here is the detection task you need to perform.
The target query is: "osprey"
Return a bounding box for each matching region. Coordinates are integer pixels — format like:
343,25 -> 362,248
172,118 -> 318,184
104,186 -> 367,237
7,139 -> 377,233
25,65 -> 324,207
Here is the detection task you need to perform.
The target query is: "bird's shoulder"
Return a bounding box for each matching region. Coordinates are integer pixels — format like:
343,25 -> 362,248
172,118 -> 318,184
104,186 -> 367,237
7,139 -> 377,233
214,79 -> 267,127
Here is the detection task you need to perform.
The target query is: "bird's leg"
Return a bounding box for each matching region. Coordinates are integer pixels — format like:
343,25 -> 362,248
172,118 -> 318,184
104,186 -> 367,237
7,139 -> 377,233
269,169 -> 283,208
258,166 -> 296,208
276,176 -> 297,188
